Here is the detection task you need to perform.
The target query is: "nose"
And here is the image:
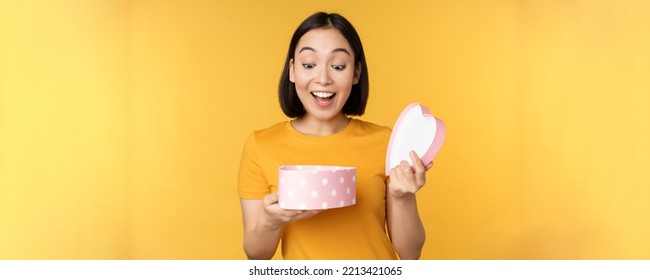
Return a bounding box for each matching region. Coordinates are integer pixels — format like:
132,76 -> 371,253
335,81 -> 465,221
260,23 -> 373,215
315,66 -> 332,85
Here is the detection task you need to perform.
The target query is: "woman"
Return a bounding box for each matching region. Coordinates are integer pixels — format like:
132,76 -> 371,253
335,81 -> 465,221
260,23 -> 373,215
238,12 -> 429,260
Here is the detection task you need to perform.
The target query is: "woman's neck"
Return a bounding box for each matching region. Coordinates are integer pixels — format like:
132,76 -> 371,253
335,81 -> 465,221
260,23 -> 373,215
291,114 -> 351,136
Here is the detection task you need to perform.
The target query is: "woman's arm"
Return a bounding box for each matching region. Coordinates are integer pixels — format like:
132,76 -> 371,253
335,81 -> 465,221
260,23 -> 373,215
240,193 -> 320,259
385,151 -> 429,260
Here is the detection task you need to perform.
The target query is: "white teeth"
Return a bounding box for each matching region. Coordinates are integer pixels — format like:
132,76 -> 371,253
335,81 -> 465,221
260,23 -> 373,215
312,91 -> 335,98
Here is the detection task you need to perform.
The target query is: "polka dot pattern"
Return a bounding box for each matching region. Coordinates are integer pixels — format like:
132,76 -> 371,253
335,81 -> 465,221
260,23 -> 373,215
278,165 -> 356,210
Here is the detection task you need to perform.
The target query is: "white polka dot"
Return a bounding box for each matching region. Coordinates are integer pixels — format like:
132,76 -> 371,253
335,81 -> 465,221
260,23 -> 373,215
317,166 -> 323,170
352,175 -> 356,182
339,200 -> 345,207
352,198 -> 356,205
331,189 -> 337,196
296,165 -> 303,169
321,202 -> 328,209
299,203 -> 306,210
311,190 -> 318,198
322,178 -> 328,185
346,188 -> 351,195
300,179 -> 306,186
339,177 -> 344,184
288,190 -> 295,197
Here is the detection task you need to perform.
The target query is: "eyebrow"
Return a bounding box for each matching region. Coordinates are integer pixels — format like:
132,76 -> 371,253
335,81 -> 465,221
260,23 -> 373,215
298,46 -> 351,56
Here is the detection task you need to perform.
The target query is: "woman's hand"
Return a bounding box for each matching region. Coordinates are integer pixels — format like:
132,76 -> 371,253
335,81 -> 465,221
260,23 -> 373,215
240,193 -> 322,259
261,193 -> 321,228
387,150 -> 432,200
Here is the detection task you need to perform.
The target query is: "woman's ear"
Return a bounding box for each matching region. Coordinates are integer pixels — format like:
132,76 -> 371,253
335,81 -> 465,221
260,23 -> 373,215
353,62 -> 362,84
289,58 -> 295,83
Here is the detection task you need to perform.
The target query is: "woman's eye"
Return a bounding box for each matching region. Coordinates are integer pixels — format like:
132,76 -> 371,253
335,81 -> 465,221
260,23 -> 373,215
332,65 -> 346,71
302,64 -> 315,69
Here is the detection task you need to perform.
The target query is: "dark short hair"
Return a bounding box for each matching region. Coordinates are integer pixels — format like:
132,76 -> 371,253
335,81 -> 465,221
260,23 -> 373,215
279,12 -> 369,118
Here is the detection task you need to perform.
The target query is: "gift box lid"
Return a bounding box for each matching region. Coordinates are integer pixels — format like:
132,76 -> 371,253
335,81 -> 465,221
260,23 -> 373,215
385,103 -> 446,175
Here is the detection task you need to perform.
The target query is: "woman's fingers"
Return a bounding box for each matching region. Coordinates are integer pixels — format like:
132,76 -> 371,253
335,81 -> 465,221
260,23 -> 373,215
293,210 -> 321,220
408,151 -> 427,187
263,192 -> 322,224
391,161 -> 414,192
388,151 -> 429,198
409,151 -> 425,174
263,193 -> 279,207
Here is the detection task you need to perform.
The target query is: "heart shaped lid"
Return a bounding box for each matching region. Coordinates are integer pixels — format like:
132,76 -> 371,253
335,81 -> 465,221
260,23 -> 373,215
385,103 -> 446,175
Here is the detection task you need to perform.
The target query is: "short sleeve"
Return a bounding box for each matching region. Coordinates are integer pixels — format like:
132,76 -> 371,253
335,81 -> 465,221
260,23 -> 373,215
237,132 -> 271,199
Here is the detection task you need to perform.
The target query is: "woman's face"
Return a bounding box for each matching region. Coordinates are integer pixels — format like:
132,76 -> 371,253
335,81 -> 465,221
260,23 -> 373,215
290,28 -> 361,122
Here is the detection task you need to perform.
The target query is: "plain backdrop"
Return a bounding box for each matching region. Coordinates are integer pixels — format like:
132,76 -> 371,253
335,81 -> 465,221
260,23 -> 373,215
1,0 -> 649,259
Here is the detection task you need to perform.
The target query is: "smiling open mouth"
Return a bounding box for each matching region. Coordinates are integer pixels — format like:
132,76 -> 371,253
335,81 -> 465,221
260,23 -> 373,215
311,91 -> 336,106
311,91 -> 335,99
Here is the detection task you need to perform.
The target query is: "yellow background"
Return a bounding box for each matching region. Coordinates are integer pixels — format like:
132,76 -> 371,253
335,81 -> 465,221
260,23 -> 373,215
1,0 -> 649,259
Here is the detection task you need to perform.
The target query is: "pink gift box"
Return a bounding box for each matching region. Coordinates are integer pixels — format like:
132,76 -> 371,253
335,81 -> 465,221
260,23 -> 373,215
278,165 -> 356,210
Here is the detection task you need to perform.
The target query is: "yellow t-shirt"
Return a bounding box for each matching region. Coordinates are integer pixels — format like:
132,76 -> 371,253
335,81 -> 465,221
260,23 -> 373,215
238,119 -> 398,260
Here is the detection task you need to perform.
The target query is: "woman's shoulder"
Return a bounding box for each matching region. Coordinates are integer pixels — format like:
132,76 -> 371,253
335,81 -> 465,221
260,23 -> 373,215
253,121 -> 287,134
351,118 -> 392,136
247,121 -> 288,139
352,118 -> 391,132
